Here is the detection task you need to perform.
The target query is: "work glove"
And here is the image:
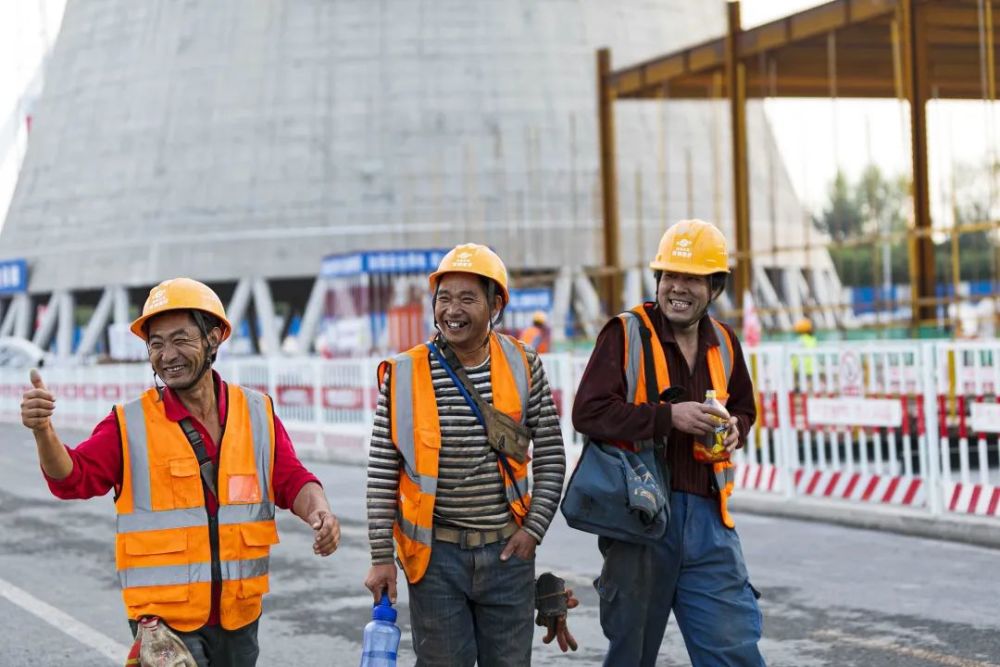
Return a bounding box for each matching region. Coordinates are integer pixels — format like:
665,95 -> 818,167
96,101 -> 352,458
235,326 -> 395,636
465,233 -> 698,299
535,572 -> 579,652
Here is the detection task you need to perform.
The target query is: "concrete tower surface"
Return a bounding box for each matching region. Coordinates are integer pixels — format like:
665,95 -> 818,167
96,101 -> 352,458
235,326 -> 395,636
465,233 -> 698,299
1,0 -> 835,354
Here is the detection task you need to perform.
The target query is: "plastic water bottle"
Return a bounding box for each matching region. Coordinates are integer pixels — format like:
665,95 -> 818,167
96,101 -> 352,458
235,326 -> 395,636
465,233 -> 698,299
360,592 -> 401,667
692,389 -> 731,463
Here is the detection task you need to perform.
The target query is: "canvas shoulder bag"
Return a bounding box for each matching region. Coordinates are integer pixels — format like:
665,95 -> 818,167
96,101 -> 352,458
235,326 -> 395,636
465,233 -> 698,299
559,312 -> 672,544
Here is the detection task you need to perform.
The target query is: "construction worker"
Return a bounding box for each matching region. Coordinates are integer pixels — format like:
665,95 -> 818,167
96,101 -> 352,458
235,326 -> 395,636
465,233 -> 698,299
792,317 -> 817,377
364,243 -> 574,666
19,278 -> 340,667
519,310 -> 552,353
572,220 -> 765,666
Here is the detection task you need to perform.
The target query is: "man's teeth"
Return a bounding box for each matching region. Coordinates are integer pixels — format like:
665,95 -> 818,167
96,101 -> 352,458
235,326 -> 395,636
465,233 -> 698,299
446,321 -> 466,329
670,300 -> 691,308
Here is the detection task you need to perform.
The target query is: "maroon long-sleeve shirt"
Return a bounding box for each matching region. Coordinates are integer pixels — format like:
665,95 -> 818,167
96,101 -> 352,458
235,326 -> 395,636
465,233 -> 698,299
44,370 -> 320,626
572,303 -> 756,496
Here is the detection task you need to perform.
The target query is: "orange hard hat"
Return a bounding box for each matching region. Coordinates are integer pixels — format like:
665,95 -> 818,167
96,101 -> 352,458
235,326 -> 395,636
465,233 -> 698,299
130,278 -> 232,342
428,244 -> 510,305
793,317 -> 813,334
532,310 -> 547,325
649,219 -> 730,275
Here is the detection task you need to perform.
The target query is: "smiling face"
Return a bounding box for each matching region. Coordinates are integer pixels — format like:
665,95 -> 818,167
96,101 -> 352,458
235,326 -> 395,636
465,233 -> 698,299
146,310 -> 220,390
433,273 -> 500,352
656,271 -> 713,331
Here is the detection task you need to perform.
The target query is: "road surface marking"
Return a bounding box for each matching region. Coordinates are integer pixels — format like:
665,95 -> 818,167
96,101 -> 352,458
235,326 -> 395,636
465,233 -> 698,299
0,576 -> 129,664
814,629 -> 1000,667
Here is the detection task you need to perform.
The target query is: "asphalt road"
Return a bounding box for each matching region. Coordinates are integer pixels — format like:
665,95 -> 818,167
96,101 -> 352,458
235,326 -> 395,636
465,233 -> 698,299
1,423 -> 998,666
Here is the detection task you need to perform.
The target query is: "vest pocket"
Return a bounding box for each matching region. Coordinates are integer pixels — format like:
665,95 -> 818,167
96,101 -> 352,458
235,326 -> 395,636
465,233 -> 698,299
123,583 -> 190,605
234,523 -> 275,599
239,522 -> 279,560
121,532 -> 192,602
169,458 -> 204,508
238,574 -> 270,599
124,531 -> 187,560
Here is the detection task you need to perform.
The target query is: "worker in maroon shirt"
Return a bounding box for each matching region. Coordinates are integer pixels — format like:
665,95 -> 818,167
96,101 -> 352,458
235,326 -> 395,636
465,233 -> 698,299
19,277 -> 340,667
572,220 -> 765,666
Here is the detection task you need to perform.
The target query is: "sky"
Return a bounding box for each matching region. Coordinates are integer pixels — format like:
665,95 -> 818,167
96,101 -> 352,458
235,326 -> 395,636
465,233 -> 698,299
742,1 -> 1000,220
0,0 -> 65,224
1,0 -> 998,226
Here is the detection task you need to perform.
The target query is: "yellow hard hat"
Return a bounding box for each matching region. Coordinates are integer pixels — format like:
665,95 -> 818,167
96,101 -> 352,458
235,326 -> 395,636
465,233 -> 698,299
130,278 -> 232,342
532,310 -> 547,325
428,244 -> 510,305
793,317 -> 813,334
649,219 -> 730,275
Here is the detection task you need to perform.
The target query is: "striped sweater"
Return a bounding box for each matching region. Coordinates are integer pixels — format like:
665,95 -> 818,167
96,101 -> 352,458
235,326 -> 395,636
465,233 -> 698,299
366,346 -> 566,565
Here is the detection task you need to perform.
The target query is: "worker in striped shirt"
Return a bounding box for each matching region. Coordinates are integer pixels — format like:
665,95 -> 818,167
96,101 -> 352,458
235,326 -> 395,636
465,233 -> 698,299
364,244 -> 572,666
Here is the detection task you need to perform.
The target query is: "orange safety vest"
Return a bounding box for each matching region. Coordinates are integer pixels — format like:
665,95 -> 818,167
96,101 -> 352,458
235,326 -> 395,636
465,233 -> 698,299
114,385 -> 278,631
617,304 -> 738,528
378,332 -> 533,584
519,326 -> 550,353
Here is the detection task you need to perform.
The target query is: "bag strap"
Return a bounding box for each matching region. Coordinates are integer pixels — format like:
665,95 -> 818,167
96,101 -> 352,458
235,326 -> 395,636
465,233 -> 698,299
432,337 -> 514,428
178,418 -> 218,498
426,340 -> 488,427
427,339 -> 529,507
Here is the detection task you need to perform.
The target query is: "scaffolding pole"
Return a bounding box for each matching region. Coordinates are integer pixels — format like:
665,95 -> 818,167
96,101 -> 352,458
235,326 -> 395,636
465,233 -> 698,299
597,48 -> 623,315
901,0 -> 937,327
727,1 -> 752,320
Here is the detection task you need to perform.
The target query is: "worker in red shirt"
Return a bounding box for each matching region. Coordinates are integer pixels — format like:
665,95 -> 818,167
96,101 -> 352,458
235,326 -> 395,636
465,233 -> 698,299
19,277 -> 340,667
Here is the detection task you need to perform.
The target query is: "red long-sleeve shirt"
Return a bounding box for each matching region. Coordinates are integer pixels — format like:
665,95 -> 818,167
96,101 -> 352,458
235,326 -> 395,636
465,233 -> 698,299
572,303 -> 756,496
44,371 -> 320,626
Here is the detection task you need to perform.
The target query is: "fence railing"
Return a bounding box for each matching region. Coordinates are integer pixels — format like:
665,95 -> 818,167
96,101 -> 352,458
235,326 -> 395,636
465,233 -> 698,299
3,340 -> 997,520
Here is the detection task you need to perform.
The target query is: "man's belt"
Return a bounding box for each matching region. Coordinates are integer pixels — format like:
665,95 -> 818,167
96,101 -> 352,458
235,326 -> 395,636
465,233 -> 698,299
433,520 -> 518,549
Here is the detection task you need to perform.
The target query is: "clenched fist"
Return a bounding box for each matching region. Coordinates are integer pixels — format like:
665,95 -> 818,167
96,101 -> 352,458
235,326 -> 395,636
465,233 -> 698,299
21,369 -> 55,432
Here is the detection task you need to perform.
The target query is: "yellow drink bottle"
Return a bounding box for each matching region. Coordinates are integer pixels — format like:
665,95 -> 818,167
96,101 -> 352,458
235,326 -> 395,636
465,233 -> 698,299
692,389 -> 731,463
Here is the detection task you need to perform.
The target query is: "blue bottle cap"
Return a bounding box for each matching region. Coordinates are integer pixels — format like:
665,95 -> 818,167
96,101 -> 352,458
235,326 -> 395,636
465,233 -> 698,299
372,591 -> 397,623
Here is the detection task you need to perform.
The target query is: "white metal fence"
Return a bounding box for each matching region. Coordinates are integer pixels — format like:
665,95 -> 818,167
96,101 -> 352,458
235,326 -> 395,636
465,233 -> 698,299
3,340 -> 997,520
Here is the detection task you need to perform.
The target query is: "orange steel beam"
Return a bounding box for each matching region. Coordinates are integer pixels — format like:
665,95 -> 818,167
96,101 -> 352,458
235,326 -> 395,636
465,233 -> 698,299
901,0 -> 937,326
596,48 -> 623,316
727,1 -> 752,317
608,0 -> 898,99
607,0 -> 1000,102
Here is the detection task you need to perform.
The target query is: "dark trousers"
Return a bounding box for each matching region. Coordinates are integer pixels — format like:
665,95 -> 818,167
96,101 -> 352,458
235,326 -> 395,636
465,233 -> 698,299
596,492 -> 765,667
130,619 -> 260,667
407,538 -> 536,667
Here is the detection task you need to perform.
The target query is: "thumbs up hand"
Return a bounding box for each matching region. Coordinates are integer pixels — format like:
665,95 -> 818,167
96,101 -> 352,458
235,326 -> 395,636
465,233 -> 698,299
21,369 -> 56,432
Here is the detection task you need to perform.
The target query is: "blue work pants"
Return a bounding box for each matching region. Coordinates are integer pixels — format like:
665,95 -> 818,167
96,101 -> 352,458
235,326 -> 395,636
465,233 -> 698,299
595,492 -> 765,666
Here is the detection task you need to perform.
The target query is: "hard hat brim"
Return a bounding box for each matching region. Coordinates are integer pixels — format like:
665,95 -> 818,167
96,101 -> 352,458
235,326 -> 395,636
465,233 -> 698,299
648,259 -> 730,275
428,269 -> 510,305
130,309 -> 233,342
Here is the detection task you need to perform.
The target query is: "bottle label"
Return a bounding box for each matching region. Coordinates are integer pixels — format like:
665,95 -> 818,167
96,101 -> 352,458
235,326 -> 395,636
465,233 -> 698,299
712,420 -> 727,451
362,651 -> 397,660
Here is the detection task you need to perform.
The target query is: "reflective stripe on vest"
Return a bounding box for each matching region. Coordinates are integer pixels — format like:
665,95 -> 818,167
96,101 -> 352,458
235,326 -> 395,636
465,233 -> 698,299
115,384 -> 277,631
618,305 -> 737,527
384,332 -> 531,584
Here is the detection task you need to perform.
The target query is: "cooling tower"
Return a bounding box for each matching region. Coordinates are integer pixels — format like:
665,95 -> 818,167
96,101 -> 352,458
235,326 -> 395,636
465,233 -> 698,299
2,0 -> 827,298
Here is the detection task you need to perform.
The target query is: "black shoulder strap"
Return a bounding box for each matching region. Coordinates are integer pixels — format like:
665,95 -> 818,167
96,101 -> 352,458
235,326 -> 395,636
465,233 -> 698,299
179,418 -> 218,498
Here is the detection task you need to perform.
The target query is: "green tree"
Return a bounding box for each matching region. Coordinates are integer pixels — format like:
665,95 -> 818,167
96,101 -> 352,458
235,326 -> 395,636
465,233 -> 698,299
813,170 -> 863,241
856,164 -> 908,236
816,166 -> 910,287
